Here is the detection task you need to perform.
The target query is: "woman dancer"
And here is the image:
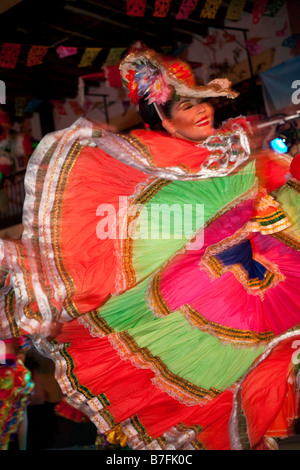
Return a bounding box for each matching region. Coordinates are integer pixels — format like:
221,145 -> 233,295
0,49 -> 299,450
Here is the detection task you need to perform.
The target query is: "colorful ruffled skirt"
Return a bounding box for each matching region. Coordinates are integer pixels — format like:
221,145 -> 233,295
43,187 -> 300,449
1,119 -> 299,450
43,159 -> 300,448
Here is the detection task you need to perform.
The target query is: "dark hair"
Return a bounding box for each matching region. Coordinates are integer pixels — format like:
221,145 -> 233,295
138,96 -> 217,131
138,97 -> 175,131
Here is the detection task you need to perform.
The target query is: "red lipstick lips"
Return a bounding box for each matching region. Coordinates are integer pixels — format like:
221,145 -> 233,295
195,116 -> 210,127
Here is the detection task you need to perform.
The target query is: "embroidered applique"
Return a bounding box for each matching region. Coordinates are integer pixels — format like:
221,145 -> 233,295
201,237 -> 285,299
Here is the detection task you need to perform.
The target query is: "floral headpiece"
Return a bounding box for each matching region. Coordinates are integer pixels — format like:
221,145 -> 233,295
119,49 -> 239,106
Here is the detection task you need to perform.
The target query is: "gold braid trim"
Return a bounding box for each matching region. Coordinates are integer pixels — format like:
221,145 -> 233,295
121,133 -> 155,166
271,231 -> 300,252
147,269 -> 276,347
110,331 -> 221,405
41,129 -> 81,311
86,310 -> 114,335
51,138 -> 84,319
130,415 -> 154,445
121,179 -> 171,289
3,289 -> 20,338
180,304 -> 274,347
287,178 -> 300,193
148,272 -> 172,317
206,252 -> 283,297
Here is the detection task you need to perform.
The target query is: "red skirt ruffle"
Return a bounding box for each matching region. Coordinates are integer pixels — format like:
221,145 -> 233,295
52,322 -> 300,450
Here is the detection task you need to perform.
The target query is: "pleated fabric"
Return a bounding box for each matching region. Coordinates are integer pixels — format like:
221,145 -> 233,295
1,116 -> 299,450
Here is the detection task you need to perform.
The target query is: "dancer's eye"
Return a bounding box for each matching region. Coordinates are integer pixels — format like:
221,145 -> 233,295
178,101 -> 194,111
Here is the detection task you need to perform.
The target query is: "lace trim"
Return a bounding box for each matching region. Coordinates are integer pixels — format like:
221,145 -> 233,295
78,311 -> 112,338
108,332 -> 220,407
179,304 -> 274,349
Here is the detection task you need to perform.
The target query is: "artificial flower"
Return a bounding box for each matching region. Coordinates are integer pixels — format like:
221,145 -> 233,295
125,69 -> 139,105
166,62 -> 196,86
135,63 -> 157,96
147,76 -> 171,105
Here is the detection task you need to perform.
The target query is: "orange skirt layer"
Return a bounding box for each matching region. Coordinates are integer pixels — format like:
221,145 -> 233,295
55,321 -> 300,450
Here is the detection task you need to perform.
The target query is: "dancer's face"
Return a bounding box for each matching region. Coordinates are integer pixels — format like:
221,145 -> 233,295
162,98 -> 215,142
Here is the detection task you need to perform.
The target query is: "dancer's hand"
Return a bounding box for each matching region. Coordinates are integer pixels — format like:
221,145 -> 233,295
47,321 -> 63,339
